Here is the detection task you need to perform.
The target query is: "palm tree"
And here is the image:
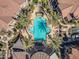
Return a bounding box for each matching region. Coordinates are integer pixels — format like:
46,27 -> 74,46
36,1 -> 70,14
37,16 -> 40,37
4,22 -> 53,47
15,5 -> 35,49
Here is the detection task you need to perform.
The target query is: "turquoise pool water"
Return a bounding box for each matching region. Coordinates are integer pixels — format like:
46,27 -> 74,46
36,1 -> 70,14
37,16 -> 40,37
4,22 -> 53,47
29,16 -> 51,41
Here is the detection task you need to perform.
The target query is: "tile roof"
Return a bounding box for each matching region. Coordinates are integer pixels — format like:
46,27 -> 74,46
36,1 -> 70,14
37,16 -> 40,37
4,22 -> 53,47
0,0 -> 25,30
12,0 -> 25,5
69,48 -> 79,59
0,19 -> 9,30
0,16 -> 13,24
58,3 -> 72,10
0,0 -> 20,16
58,0 -> 79,18
61,6 -> 73,18
74,7 -> 79,18
58,0 -> 73,4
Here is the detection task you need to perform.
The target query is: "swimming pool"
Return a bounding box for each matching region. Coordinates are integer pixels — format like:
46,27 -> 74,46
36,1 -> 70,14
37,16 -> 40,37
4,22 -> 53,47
29,16 -> 51,41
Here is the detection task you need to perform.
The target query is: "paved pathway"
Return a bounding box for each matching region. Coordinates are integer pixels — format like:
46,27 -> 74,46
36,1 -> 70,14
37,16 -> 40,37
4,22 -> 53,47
50,53 -> 59,59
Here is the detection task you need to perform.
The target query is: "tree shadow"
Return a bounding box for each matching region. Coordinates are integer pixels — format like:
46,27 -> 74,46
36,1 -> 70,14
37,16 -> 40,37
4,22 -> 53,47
60,33 -> 79,59
50,0 -> 62,15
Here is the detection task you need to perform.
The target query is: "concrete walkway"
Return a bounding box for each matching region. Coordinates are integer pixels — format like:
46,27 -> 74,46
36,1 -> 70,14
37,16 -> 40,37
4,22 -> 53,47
50,53 -> 59,59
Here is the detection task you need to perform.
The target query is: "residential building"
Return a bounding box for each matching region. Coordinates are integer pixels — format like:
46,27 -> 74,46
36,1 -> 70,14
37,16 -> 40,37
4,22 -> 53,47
69,48 -> 79,59
0,0 -> 26,31
9,38 -> 29,59
58,0 -> 79,20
